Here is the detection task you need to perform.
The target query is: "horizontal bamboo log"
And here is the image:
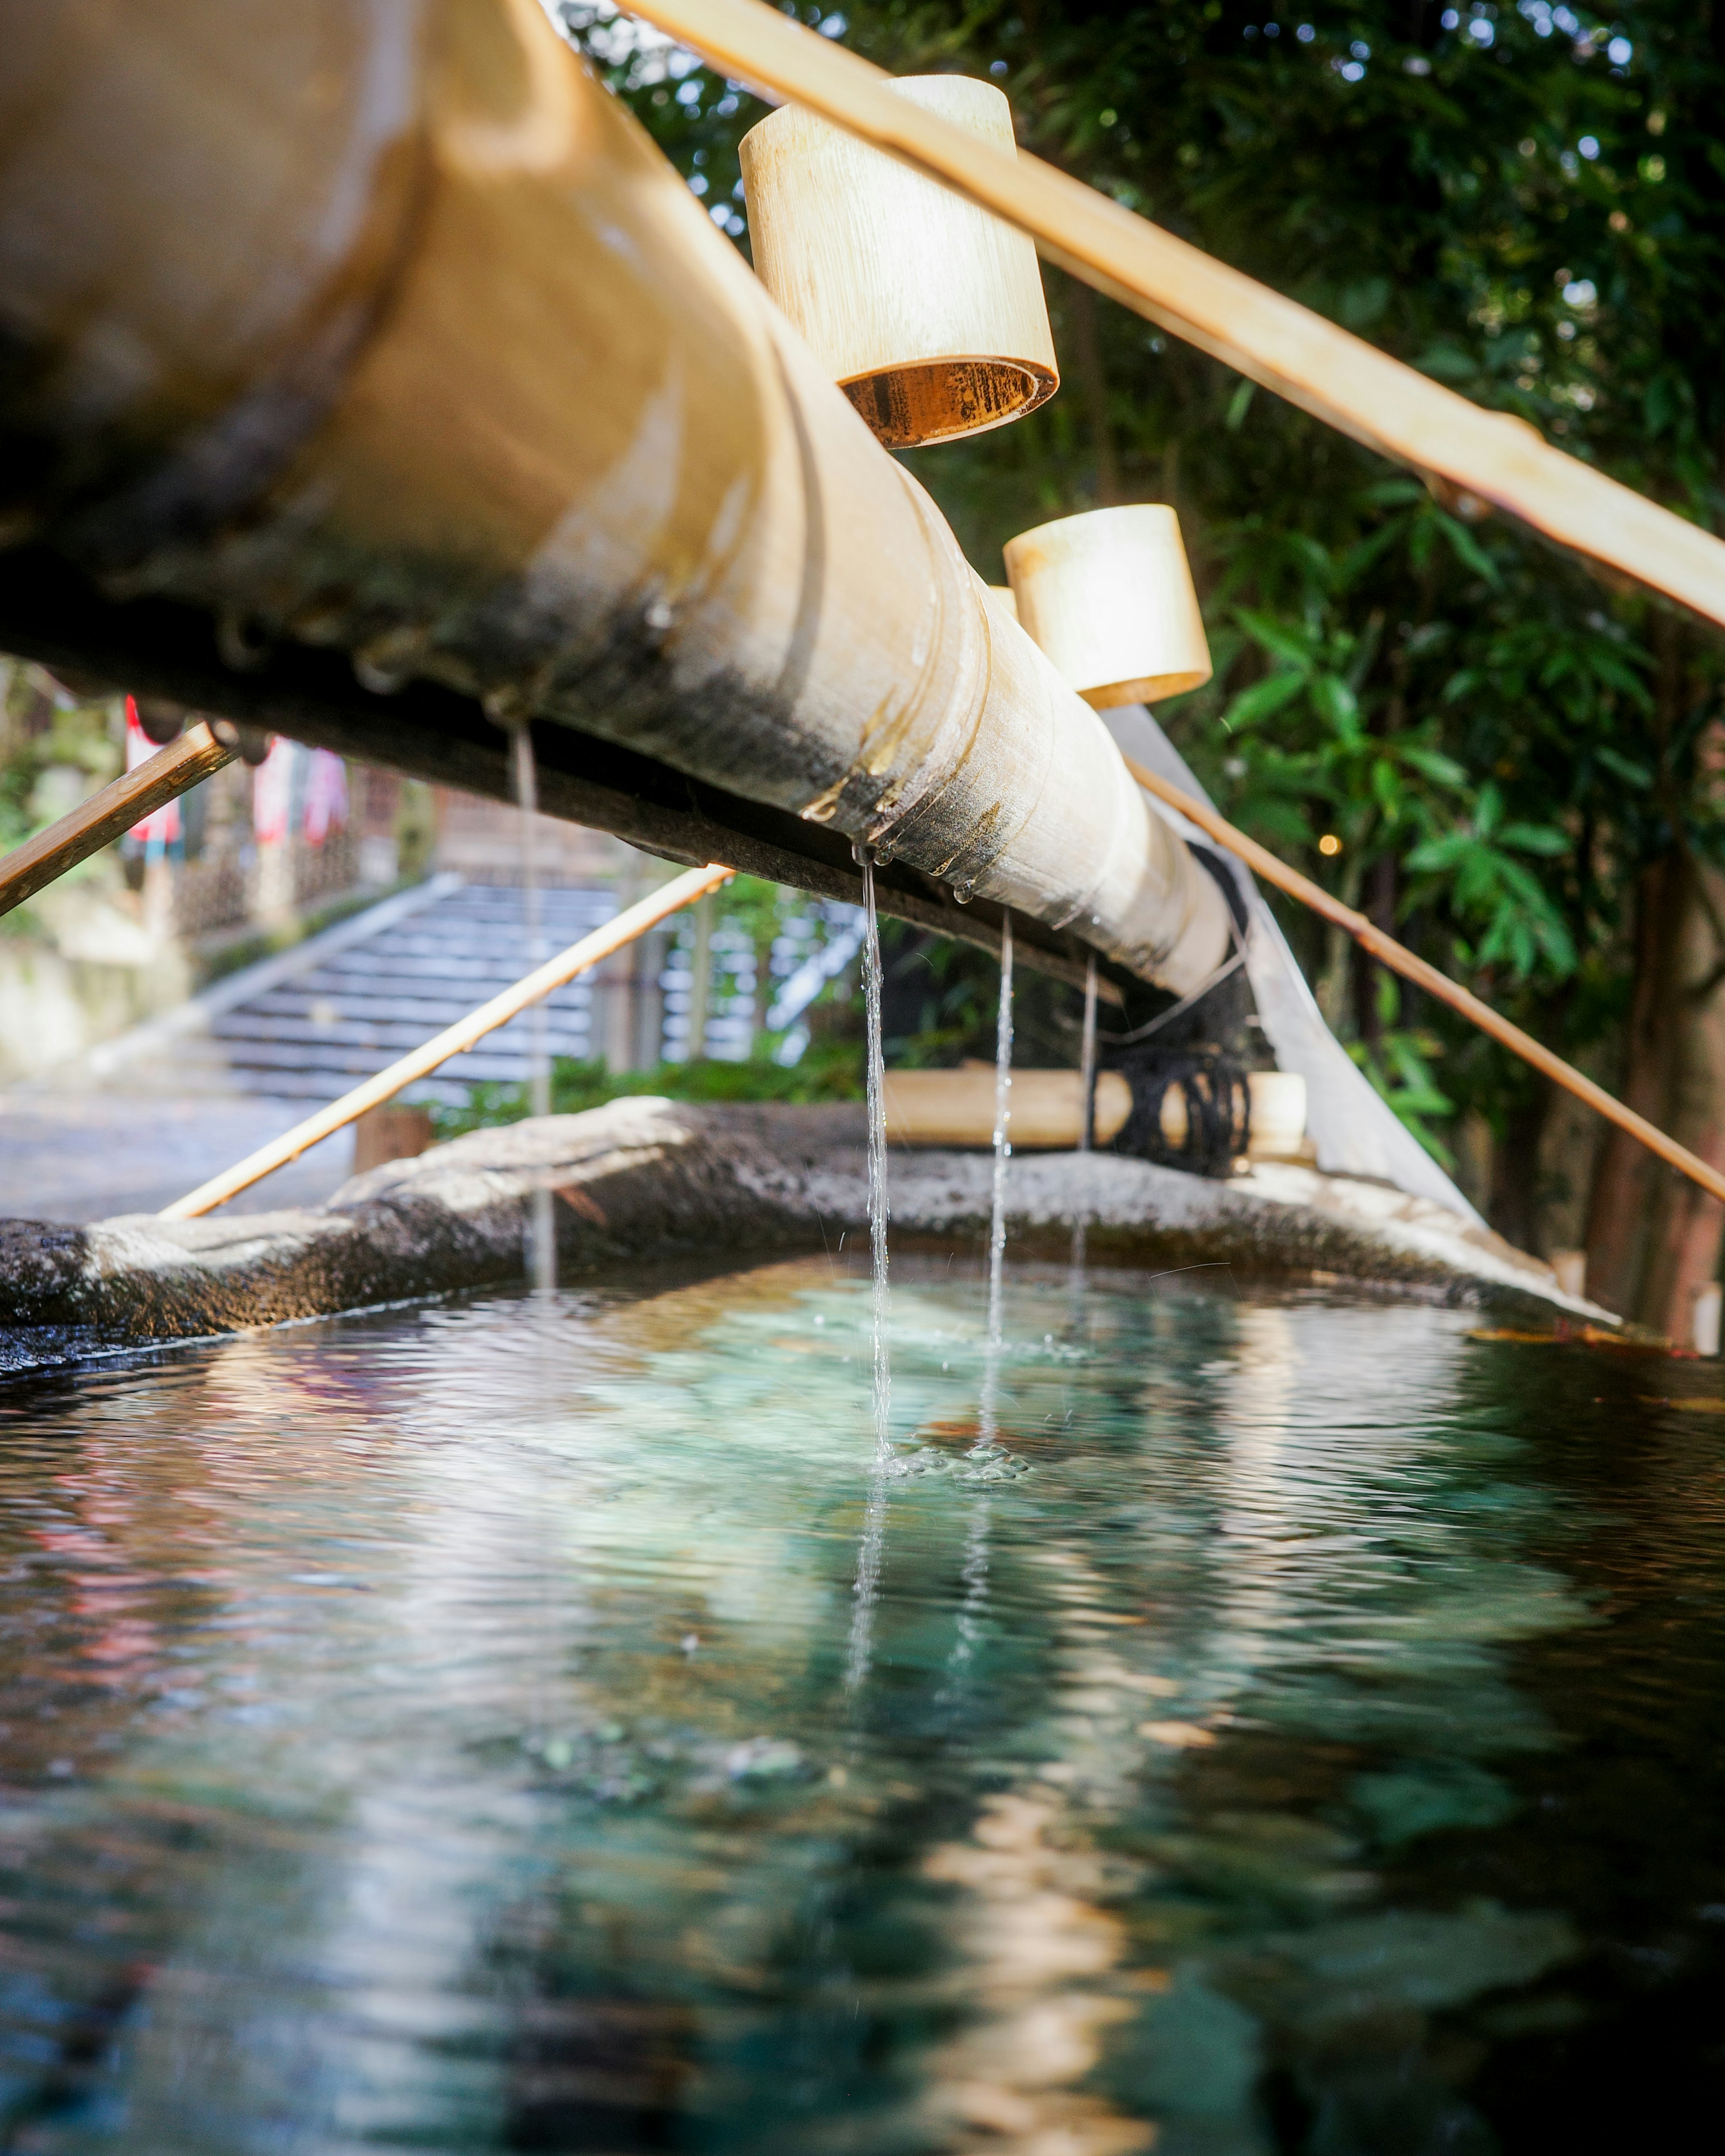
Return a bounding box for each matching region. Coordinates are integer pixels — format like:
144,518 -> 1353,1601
627,0 -> 1725,628
0,722 -> 233,921
884,1067 -> 1131,1151
161,862 -> 734,1219
0,553 -> 1122,1002
0,0 -> 1230,999
1122,753 -> 1725,1211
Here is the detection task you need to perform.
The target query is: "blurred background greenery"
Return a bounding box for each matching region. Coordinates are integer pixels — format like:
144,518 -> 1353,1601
551,0 -> 1725,1328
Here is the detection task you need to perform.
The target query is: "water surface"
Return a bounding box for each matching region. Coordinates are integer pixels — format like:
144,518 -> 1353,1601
1,1258 -> 1722,2152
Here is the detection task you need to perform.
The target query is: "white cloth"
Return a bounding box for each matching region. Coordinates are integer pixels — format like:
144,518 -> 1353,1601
1103,703 -> 1482,1225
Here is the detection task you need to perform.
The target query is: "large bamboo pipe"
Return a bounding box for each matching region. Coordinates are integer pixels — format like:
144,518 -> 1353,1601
1123,755 -> 1725,1211
0,0 -> 1230,1001
161,862 -> 734,1218
0,722 -> 234,921
624,0 -> 1725,629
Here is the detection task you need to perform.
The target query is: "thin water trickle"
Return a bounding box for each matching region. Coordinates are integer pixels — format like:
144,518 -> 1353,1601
986,915 -> 1013,1353
860,851 -> 891,1456
1077,950 -> 1098,1155
971,916 -> 1014,1474
510,724 -> 555,1295
1071,949 -> 1098,1279
845,850 -> 893,1694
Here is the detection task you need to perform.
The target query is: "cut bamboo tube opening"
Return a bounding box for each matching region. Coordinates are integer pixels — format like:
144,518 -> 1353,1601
1121,753 -> 1725,1211
1004,505 -> 1211,707
626,0 -> 1725,628
161,863 -> 734,1220
739,75 -> 1057,447
0,721 -> 234,921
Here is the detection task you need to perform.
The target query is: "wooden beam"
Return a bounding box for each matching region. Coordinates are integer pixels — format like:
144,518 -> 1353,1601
627,0 -> 1725,628
1122,751 -> 1725,1211
0,720 -> 234,921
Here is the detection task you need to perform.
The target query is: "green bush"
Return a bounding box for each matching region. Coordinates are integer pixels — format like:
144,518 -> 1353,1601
429,1039 -> 864,1139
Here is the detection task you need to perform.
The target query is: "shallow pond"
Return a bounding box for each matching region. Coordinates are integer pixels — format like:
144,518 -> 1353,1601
0,1256 -> 1722,2153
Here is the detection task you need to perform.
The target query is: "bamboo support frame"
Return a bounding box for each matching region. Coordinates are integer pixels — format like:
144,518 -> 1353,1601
627,0 -> 1725,627
882,1067 -> 1131,1151
161,862 -> 734,1220
0,722 -> 233,921
1122,753 -> 1725,1211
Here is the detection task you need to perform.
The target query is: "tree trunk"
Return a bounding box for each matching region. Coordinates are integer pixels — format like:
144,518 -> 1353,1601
1585,850 -> 1725,1333
1623,852 -> 1725,1339
1063,272 -> 1122,506
1584,856 -> 1681,1314
1488,1086 -> 1549,1261
1352,852 -> 1397,1049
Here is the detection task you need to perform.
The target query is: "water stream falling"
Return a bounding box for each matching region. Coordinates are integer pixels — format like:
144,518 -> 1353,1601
986,915 -> 1014,1353
967,916 -> 1015,1482
509,724 -> 555,1296
1071,950 -> 1099,1279
844,849 -> 892,1693
1077,952 -> 1099,1154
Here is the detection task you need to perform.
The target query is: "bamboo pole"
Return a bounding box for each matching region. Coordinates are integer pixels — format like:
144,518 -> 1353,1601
160,862 -> 734,1220
1121,753 -> 1725,1210
0,721 -> 234,921
628,0 -> 1725,629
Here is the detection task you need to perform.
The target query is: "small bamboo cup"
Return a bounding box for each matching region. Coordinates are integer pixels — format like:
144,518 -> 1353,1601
1003,504 -> 1212,705
739,76 -> 1058,448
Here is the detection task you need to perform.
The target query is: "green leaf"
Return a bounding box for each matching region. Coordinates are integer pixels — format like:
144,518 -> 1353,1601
1310,673 -> 1362,736
1235,608 -> 1315,669
1399,745 -> 1469,788
1433,510 -> 1501,585
1595,745 -> 1653,788
1225,671 -> 1309,728
1417,342 -> 1480,382
1497,821 -> 1569,856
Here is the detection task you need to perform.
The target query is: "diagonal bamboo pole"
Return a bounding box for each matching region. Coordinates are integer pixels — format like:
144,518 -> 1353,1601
624,0 -> 1725,629
0,721 -> 234,921
1122,752 -> 1725,1210
161,862 -> 734,1220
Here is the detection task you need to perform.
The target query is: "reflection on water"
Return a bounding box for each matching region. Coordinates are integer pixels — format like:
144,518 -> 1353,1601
2,1259 -> 1724,2152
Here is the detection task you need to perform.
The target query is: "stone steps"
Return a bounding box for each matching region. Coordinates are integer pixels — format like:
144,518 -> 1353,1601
121,881 -> 625,1104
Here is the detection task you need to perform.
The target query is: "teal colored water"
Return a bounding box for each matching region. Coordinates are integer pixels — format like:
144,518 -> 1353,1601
1,1258 -> 1722,2153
